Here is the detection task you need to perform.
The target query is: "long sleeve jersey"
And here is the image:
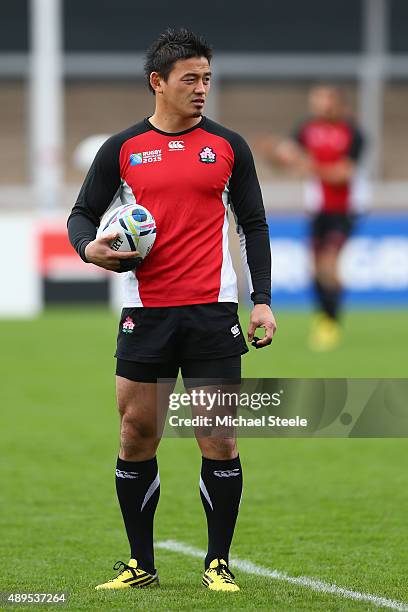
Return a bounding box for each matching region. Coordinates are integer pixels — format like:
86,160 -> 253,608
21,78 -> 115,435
68,116 -> 271,308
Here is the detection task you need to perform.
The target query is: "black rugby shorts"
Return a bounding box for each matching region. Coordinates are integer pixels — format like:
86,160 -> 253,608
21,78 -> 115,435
115,302 -> 248,383
311,212 -> 355,250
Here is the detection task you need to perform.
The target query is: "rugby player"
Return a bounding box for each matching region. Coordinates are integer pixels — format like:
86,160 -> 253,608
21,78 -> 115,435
68,28 -> 276,592
258,85 -> 365,350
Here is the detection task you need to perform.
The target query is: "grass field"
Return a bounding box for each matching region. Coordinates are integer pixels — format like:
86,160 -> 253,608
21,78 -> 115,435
1,308 -> 407,611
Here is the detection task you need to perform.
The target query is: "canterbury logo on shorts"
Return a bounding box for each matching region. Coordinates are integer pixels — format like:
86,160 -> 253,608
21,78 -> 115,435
115,469 -> 139,479
213,468 -> 241,478
231,324 -> 240,337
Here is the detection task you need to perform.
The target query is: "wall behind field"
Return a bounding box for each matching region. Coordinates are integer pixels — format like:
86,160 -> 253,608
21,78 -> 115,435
2,80 -> 408,185
1,211 -> 407,316
268,213 -> 408,308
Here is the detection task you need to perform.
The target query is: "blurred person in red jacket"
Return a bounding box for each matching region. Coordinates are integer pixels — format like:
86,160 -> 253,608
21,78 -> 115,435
258,85 -> 368,350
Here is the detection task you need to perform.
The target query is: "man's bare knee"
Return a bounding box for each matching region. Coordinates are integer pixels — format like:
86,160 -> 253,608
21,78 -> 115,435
116,378 -> 162,461
121,411 -> 158,441
196,436 -> 238,460
119,414 -> 159,460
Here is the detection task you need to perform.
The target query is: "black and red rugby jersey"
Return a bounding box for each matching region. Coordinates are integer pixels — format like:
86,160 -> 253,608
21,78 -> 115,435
293,118 -> 365,214
68,117 -> 271,308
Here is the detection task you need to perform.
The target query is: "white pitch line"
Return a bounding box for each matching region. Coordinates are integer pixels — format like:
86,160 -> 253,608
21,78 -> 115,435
156,540 -> 408,611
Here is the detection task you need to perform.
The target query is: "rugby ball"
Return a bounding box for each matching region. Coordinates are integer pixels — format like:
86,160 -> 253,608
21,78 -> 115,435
97,204 -> 157,261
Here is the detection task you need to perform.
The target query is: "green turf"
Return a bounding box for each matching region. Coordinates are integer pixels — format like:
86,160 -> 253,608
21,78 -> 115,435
0,308 -> 407,610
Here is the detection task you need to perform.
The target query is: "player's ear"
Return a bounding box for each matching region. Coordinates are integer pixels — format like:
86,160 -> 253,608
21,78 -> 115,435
150,72 -> 164,94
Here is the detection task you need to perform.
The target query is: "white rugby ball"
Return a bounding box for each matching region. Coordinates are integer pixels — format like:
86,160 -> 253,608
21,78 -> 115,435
97,204 -> 157,260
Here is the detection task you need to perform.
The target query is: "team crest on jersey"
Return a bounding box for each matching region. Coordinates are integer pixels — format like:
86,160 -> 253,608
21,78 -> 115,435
122,316 -> 135,333
199,146 -> 216,163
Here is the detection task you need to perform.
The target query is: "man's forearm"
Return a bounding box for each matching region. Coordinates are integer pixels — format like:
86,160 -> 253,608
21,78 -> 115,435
67,211 -> 97,262
241,222 -> 271,306
312,159 -> 355,185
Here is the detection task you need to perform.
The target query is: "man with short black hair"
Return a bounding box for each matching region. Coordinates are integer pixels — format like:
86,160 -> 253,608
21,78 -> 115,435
68,27 -> 276,592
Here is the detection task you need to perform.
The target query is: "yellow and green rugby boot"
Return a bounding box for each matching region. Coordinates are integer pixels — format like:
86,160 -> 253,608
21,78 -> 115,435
202,558 -> 240,592
95,559 -> 159,590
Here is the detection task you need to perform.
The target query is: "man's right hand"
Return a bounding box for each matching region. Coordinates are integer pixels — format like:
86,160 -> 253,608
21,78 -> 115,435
84,232 -> 141,272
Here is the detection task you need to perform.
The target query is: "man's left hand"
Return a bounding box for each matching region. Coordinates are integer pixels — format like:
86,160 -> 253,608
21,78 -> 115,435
247,304 -> 277,349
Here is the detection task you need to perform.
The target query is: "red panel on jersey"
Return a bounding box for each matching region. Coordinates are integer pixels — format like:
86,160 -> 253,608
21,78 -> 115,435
119,129 -> 234,306
299,120 -> 355,213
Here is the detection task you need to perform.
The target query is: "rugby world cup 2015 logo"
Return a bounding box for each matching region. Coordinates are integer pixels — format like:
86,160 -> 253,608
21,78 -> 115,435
130,153 -> 143,166
199,146 -> 216,163
130,150 -> 162,165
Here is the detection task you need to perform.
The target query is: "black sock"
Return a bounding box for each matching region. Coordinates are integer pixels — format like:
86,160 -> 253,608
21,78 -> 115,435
115,456 -> 160,574
325,286 -> 341,320
314,279 -> 342,320
200,455 -> 243,569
